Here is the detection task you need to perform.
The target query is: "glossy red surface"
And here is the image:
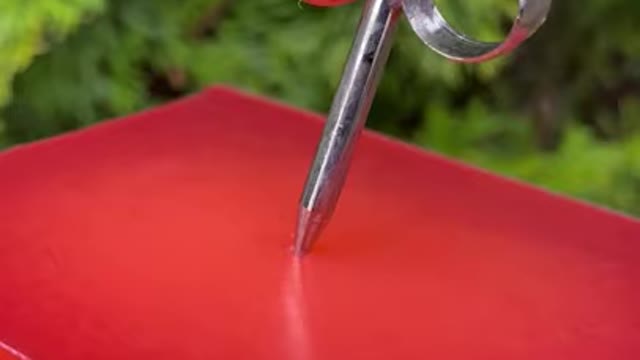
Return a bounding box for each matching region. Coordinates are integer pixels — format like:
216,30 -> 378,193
0,349 -> 16,360
1,87 -> 639,359
0,353 -> 10,360
0,342 -> 26,360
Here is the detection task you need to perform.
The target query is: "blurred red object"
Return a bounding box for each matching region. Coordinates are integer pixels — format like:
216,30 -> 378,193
0,87 -> 639,359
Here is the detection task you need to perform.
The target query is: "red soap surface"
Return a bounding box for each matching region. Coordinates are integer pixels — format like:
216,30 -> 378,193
0,346 -> 22,360
0,86 -> 639,359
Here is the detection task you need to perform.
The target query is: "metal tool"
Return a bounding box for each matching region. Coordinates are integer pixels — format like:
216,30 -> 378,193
293,0 -> 552,256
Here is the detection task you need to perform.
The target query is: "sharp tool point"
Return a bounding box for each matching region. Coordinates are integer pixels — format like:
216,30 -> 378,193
293,207 -> 324,256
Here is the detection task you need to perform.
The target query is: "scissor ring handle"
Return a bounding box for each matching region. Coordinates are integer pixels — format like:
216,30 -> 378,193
402,0 -> 551,63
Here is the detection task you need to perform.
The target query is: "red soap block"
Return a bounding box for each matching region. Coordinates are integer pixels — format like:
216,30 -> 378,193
0,86 -> 639,359
0,345 -> 24,360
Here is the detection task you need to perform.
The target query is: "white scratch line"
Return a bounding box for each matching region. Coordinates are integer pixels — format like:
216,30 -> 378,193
0,341 -> 31,360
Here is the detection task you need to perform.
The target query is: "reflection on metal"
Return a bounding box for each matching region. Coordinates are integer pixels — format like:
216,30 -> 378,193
403,0 -> 551,63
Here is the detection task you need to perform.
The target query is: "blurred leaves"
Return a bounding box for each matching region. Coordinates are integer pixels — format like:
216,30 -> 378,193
1,0 -> 640,216
0,0 -> 104,107
415,101 -> 640,215
0,0 -> 104,143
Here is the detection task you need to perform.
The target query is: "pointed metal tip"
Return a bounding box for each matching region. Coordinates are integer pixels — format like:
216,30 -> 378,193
293,207 -> 324,257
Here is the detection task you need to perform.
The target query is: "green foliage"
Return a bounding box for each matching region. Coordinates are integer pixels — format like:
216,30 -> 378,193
0,0 -> 104,105
1,0 -> 640,216
0,0 -> 104,144
414,101 -> 640,215
3,0 -> 223,141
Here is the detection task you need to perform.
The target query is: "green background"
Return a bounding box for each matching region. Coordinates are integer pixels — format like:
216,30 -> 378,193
2,0 -> 640,216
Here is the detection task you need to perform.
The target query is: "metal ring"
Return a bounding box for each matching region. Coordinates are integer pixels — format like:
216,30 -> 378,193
402,0 -> 552,63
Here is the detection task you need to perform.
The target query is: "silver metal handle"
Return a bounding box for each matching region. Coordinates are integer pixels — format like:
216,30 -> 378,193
294,0 -> 402,255
294,0 -> 552,256
402,0 -> 552,63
